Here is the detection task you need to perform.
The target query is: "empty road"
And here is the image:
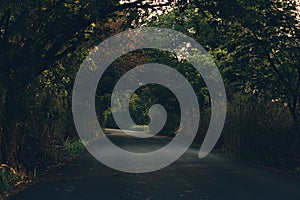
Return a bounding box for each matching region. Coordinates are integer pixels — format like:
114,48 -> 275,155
10,130 -> 300,200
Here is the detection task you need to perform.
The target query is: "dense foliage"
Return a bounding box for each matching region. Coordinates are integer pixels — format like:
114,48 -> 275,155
0,0 -> 177,171
152,0 -> 300,169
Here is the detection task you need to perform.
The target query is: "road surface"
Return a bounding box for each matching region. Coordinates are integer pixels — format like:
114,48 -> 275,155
10,130 -> 300,200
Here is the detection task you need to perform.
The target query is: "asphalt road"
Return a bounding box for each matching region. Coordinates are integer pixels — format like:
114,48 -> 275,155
10,131 -> 300,200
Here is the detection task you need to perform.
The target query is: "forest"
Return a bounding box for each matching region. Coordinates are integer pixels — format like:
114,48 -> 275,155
0,0 -> 299,193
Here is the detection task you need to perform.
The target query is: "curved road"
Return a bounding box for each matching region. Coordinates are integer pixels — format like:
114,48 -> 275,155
10,130 -> 300,200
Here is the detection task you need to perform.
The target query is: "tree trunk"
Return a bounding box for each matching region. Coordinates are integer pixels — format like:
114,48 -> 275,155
288,103 -> 300,152
0,76 -> 26,166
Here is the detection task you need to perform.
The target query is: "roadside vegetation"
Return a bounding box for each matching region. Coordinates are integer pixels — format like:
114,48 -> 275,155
0,139 -> 85,195
149,0 -> 300,173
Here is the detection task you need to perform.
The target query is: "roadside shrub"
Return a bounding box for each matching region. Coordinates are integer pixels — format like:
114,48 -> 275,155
221,94 -> 299,170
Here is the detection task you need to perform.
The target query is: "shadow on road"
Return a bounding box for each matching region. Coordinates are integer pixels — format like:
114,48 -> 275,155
9,130 -> 300,200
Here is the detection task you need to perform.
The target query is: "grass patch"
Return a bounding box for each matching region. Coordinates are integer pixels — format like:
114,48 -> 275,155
0,139 -> 86,196
0,164 -> 26,193
63,139 -> 86,157
130,125 -> 149,132
50,139 -> 86,162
